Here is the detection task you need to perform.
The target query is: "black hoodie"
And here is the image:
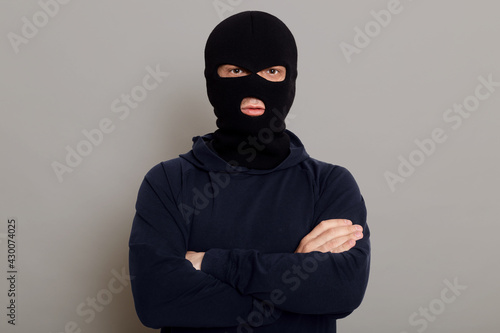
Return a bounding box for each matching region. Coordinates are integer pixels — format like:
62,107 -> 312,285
129,130 -> 370,332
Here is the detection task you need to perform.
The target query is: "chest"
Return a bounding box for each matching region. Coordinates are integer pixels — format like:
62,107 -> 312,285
183,169 -> 315,253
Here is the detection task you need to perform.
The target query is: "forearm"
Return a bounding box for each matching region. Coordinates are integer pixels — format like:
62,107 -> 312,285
200,240 -> 370,315
201,195 -> 370,315
130,243 -> 281,328
130,167 -> 281,329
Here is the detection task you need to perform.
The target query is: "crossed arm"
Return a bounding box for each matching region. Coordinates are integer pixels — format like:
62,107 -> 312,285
186,218 -> 364,269
129,163 -> 370,328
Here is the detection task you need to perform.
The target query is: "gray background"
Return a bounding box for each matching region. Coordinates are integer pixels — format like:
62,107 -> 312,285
1,0 -> 499,332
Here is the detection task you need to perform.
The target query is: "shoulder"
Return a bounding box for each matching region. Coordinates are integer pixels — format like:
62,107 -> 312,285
299,159 -> 365,224
300,157 -> 356,186
145,158 -> 183,179
299,157 -> 363,207
141,157 -> 190,195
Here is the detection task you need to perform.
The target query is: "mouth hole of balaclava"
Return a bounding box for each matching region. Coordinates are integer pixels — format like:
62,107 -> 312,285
217,64 -> 286,82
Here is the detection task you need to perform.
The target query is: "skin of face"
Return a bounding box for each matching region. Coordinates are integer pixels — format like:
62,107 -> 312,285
217,64 -> 286,117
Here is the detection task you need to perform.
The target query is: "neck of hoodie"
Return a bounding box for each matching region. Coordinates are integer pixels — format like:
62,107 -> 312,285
180,130 -> 309,175
209,128 -> 290,170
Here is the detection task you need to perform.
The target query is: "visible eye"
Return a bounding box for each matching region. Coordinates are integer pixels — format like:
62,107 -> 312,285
217,64 -> 251,78
257,66 -> 286,82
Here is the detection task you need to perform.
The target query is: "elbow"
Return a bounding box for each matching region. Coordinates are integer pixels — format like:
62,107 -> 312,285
131,283 -> 166,329
341,255 -> 370,313
326,250 -> 370,315
325,272 -> 368,316
132,283 -> 186,329
129,247 -> 188,328
130,268 -> 186,329
136,309 -> 161,329
130,267 -> 198,328
342,282 -> 367,313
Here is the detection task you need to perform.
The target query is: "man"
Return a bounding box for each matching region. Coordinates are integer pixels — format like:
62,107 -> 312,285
129,11 -> 370,333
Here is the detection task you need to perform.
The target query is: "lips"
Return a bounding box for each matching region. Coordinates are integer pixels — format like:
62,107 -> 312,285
241,105 -> 265,116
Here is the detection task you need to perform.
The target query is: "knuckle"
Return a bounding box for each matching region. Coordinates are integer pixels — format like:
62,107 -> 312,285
326,239 -> 340,250
327,228 -> 338,237
317,244 -> 327,253
303,246 -> 310,253
302,244 -> 312,253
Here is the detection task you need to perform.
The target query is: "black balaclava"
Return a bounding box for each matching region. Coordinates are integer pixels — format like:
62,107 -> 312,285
204,11 -> 298,169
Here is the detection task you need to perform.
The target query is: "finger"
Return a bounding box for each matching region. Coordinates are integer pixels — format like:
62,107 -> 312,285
311,225 -> 362,249
297,228 -> 361,253
303,219 -> 352,241
316,231 -> 361,252
330,239 -> 356,254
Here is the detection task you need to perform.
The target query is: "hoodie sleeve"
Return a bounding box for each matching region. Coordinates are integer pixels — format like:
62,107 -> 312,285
200,165 -> 370,316
129,162 -> 280,329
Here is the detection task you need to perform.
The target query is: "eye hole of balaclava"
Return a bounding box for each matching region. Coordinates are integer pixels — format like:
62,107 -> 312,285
216,64 -> 287,82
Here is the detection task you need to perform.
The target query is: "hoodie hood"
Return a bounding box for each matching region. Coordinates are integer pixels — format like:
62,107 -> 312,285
179,130 -> 309,175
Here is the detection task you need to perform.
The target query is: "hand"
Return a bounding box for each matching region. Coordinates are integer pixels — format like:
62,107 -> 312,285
295,219 -> 363,254
185,251 -> 205,270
